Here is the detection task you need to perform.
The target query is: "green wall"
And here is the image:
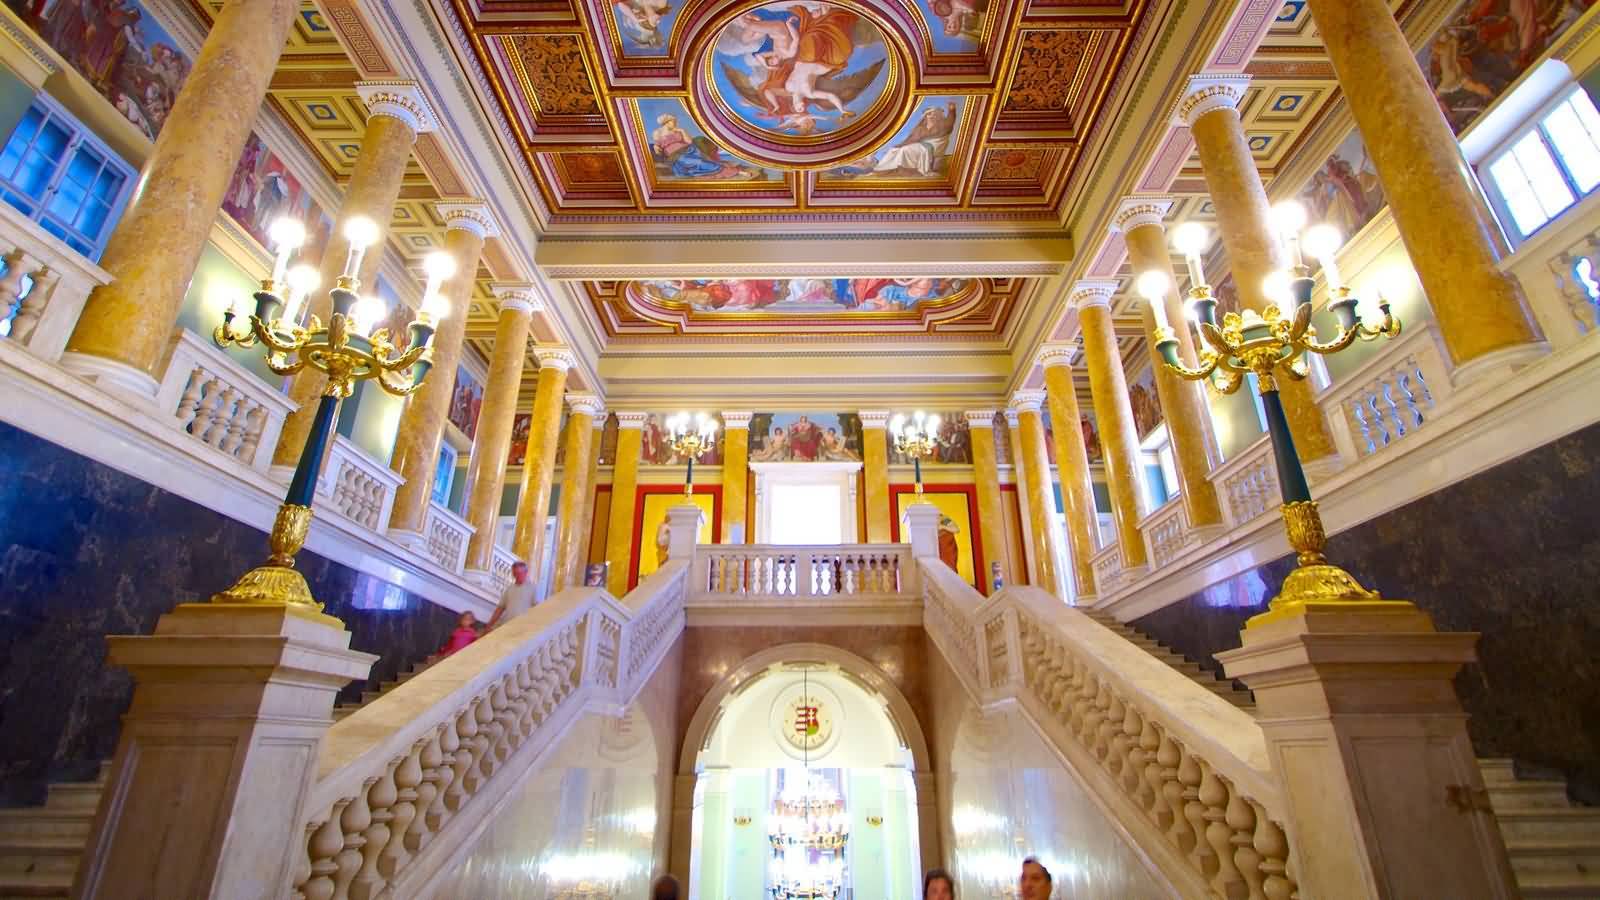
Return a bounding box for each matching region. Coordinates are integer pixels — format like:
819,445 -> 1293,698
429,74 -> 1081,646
0,66 -> 35,151
1207,386 -> 1265,460
334,378 -> 405,465
175,243 -> 283,385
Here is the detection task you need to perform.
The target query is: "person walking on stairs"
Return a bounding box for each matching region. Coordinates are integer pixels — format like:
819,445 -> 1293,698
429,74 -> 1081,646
487,560 -> 537,628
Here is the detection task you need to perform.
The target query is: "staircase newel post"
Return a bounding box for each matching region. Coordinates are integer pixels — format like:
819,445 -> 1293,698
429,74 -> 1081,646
666,503 -> 706,595
1217,604 -> 1516,899
74,605 -> 375,898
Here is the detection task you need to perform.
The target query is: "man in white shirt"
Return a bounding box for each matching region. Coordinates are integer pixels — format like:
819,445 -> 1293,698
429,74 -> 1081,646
487,561 -> 536,628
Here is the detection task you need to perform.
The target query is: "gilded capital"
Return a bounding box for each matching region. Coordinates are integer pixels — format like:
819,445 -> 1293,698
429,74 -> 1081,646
1111,196 -> 1174,234
435,201 -> 501,239
962,410 -> 998,429
534,346 -> 577,372
1069,279 -> 1118,311
615,411 -> 650,430
721,411 -> 755,429
857,410 -> 892,428
355,80 -> 439,135
566,392 -> 605,419
1036,343 -> 1077,370
1010,390 -> 1046,414
1003,408 -> 1021,428
491,282 -> 541,315
1172,74 -> 1250,128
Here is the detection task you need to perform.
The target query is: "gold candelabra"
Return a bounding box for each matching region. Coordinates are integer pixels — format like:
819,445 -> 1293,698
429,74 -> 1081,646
666,412 -> 718,496
209,215 -> 455,615
889,411 -> 940,494
1149,210 -> 1401,627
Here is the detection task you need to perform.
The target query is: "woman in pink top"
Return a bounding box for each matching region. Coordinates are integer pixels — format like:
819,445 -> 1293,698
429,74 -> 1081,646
438,611 -> 480,657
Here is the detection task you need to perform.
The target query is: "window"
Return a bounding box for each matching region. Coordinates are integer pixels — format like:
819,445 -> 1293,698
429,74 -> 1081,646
1483,87 -> 1600,239
1139,424 -> 1180,510
431,443 -> 457,508
0,95 -> 134,259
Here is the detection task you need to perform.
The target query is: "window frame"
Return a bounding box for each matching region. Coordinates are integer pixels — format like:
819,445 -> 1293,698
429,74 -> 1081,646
1480,85 -> 1600,244
0,92 -> 135,261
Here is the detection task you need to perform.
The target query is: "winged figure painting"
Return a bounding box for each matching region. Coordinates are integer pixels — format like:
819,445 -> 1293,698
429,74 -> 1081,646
712,2 -> 890,136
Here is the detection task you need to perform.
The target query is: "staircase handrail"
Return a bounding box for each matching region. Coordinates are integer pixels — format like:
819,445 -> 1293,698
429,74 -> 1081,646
920,560 -> 1299,898
295,560 -> 689,899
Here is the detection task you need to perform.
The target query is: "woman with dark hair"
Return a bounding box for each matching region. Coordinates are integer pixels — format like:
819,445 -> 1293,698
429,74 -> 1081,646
650,874 -> 681,900
923,868 -> 956,899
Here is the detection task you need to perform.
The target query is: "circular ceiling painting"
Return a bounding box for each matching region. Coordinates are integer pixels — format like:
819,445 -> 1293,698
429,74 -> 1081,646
693,1 -> 906,168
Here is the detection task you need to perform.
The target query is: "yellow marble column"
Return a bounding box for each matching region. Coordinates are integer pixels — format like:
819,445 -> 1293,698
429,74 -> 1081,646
381,203 -> 494,540
454,284 -> 538,572
1005,407 -> 1038,580
1038,353 -> 1101,600
579,415 -> 606,565
511,350 -> 576,580
720,412 -> 753,544
1114,198 -> 1225,531
858,410 -> 892,543
59,0 -> 301,398
1176,76 -> 1338,465
272,86 -> 438,470
1011,391 -> 1066,596
1072,282 -> 1149,571
1304,0 -> 1543,373
553,394 -> 604,589
964,410 -> 1007,594
604,413 -> 648,596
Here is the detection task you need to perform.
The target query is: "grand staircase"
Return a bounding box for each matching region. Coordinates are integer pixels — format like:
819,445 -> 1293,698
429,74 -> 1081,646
1081,609 -> 1600,898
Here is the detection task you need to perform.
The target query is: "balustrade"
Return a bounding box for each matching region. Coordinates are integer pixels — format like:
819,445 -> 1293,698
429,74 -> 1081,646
0,201 -> 112,362
489,546 -> 519,594
1089,542 -> 1124,594
1507,189 -> 1600,348
698,544 -> 910,598
1319,322 -> 1452,461
319,436 -> 404,533
422,502 -> 474,573
1140,499 -> 1200,569
153,330 -> 297,473
1211,437 -> 1278,528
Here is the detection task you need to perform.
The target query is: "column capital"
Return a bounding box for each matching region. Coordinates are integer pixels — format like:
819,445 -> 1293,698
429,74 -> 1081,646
354,80 -> 438,134
962,410 -> 998,428
1009,390 -> 1046,413
1036,343 -> 1078,370
1111,196 -> 1174,233
566,392 -> 605,418
435,200 -> 501,239
1172,74 -> 1250,128
615,411 -> 650,430
534,346 -> 577,372
1003,408 -> 1021,428
1069,279 -> 1118,311
491,282 -> 542,314
720,411 -> 755,428
857,410 -> 892,428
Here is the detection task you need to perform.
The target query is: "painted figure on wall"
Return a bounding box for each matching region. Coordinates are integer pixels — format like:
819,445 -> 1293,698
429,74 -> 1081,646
448,368 -> 484,438
637,99 -> 771,183
613,0 -> 674,53
222,132 -> 325,253
1420,0 -> 1594,133
508,413 -> 531,466
636,277 -> 968,313
713,2 -> 890,137
638,413 -> 723,464
1298,130 -> 1386,239
1129,367 -> 1163,440
748,412 -> 862,461
914,0 -> 986,51
1081,414 -> 1103,463
888,411 -> 972,464
938,514 -> 961,571
829,98 -> 962,179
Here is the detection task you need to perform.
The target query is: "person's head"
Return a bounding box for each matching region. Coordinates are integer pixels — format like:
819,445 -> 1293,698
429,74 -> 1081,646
511,561 -> 529,584
650,874 -> 681,900
1019,857 -> 1052,899
457,611 -> 477,629
922,868 -> 955,900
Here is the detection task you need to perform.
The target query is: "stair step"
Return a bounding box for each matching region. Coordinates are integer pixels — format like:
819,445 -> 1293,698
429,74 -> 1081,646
39,785 -> 99,813
1506,838 -> 1600,874
0,870 -> 72,898
0,812 -> 92,841
1489,781 -> 1579,810
1513,869 -> 1600,898
0,837 -> 83,875
1495,808 -> 1600,843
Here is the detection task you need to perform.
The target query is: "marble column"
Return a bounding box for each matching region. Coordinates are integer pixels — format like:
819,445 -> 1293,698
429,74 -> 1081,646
603,413 -> 648,596
964,410 -> 1007,594
553,394 -> 604,590
579,415 -> 606,568
1072,282 -> 1149,572
720,412 -> 753,544
510,349 -> 576,589
1038,350 -> 1101,601
1176,76 -> 1338,466
455,285 -> 539,573
1306,0 -> 1543,376
1011,391 -> 1066,597
272,85 -> 440,471
858,410 -> 892,543
1114,197 -> 1225,531
60,0 -> 301,400
380,203 -> 495,534
1005,407 -> 1038,582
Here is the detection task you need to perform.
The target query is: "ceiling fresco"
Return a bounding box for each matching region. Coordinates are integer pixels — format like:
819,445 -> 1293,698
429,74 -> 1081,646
453,0 -> 1150,222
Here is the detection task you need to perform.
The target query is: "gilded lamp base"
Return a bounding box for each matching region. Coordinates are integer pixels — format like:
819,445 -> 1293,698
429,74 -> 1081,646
210,504 -> 325,613
1246,500 -> 1387,629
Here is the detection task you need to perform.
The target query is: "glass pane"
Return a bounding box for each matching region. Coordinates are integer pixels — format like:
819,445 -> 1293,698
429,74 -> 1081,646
13,147 -> 58,197
0,108 -> 43,180
1,189 -> 35,217
1510,131 -> 1575,219
75,197 -> 110,237
92,166 -> 124,201
64,148 -> 100,189
32,118 -> 68,162
46,174 -> 87,224
1489,153 -> 1552,235
1542,101 -> 1600,192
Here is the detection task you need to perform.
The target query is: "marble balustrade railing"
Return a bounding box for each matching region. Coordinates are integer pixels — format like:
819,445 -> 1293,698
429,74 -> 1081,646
1507,186 -> 1600,348
295,561 -> 689,899
1211,436 -> 1279,529
423,501 -> 475,574
153,329 -> 297,474
1139,498 -> 1202,569
489,545 -> 519,595
0,200 -> 112,363
1088,541 -> 1125,594
318,435 -> 405,535
1318,321 -> 1453,462
919,562 -> 1296,899
694,543 -> 913,599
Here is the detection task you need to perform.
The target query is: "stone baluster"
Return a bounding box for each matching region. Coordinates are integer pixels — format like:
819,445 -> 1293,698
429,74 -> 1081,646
1158,733 -> 1191,853
1142,723 -> 1172,831
1178,745 -> 1212,873
7,265 -> 56,343
380,740 -> 425,881
220,388 -> 247,453
175,369 -> 206,430
239,406 -> 267,462
1199,763 -> 1244,895
467,695 -> 495,788
1100,693 -> 1127,772
1123,707 -> 1149,801
301,800 -> 351,900
1226,786 -> 1266,900
349,761 -> 398,900
428,719 -> 460,830
1249,799 -> 1296,900
332,781 -> 374,899
405,729 -> 445,853
445,708 -> 476,813
0,247 -> 31,322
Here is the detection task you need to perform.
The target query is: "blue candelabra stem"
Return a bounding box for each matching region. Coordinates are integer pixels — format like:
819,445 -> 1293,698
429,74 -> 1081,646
284,395 -> 341,508
1259,386 -> 1312,504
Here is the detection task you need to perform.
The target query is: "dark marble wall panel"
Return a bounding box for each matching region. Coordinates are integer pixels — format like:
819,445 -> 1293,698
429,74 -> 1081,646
1133,420 -> 1600,803
0,421 -> 459,806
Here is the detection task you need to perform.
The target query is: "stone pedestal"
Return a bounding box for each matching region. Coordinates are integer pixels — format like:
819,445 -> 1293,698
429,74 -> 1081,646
75,604 -> 374,899
1217,603 -> 1516,900
904,502 -> 941,560
666,503 -> 705,562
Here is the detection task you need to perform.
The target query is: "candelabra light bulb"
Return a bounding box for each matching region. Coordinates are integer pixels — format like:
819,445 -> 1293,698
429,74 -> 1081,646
282,263 -> 320,325
1262,269 -> 1294,306
269,216 -> 307,252
1271,200 -> 1308,237
1135,269 -> 1169,302
420,291 -> 449,322
340,215 -> 380,280
1172,221 -> 1209,257
351,293 -> 386,336
926,414 -> 941,432
1301,223 -> 1342,262
888,414 -> 905,434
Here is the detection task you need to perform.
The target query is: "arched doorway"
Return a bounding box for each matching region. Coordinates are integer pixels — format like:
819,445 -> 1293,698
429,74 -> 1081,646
674,644 -> 938,899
